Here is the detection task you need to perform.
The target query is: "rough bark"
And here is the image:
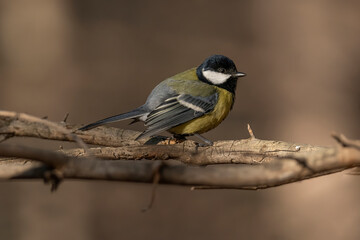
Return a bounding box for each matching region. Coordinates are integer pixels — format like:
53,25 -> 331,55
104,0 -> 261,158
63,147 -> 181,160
0,110 -> 359,190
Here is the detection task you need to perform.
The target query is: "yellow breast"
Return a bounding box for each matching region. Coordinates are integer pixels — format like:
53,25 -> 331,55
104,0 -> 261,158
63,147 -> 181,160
169,87 -> 234,135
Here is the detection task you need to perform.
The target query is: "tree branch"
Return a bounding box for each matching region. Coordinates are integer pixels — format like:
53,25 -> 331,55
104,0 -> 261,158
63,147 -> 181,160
0,111 -> 359,190
0,110 -> 152,147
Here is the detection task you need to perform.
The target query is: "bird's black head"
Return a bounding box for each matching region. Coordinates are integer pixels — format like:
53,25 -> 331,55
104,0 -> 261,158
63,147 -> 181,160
196,55 -> 246,94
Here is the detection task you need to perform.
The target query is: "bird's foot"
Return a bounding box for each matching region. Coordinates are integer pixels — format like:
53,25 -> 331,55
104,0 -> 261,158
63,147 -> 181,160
158,134 -> 187,145
157,134 -> 213,147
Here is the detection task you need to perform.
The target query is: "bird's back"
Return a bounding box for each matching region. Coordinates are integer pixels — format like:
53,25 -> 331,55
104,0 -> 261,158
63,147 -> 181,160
144,68 -> 216,111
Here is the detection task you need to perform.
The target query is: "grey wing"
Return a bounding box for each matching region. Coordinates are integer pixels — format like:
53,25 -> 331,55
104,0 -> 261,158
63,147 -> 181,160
136,93 -> 218,139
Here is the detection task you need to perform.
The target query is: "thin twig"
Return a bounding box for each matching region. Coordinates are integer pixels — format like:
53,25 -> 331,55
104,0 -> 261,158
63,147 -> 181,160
247,123 -> 256,139
142,161 -> 163,212
62,113 -> 70,123
332,133 -> 360,150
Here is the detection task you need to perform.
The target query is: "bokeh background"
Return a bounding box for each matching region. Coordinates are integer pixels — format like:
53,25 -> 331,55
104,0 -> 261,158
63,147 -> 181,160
1,0 -> 360,239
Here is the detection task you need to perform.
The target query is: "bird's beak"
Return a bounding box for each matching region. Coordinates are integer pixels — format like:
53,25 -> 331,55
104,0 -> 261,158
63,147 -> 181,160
232,72 -> 246,78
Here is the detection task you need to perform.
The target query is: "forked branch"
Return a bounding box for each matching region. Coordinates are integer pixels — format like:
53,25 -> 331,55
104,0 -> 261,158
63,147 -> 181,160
0,110 -> 359,190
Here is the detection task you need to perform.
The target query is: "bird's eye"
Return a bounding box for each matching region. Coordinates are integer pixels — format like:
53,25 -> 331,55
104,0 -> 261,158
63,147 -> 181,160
217,68 -> 225,73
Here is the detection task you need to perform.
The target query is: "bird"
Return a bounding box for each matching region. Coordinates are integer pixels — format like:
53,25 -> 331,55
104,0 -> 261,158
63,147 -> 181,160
78,55 -> 246,146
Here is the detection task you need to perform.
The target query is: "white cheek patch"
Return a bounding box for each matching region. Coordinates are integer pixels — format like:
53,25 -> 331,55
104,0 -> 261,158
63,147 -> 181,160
202,69 -> 231,85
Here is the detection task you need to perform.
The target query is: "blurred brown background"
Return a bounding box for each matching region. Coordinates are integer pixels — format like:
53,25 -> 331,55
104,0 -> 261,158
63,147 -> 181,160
1,0 -> 360,239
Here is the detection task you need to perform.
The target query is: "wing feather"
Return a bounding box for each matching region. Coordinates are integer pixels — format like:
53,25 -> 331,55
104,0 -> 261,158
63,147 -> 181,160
136,93 -> 218,139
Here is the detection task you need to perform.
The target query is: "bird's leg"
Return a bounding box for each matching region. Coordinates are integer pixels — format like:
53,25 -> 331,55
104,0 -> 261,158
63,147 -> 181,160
194,134 -> 213,146
168,134 -> 213,147
173,134 -> 188,143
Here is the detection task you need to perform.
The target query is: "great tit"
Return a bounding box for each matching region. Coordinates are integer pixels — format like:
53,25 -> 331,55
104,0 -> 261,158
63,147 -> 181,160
79,55 -> 246,145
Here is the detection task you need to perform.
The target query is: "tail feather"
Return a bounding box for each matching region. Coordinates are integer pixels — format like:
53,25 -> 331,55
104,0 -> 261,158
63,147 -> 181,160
78,107 -> 147,131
